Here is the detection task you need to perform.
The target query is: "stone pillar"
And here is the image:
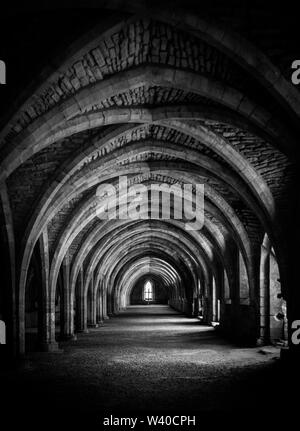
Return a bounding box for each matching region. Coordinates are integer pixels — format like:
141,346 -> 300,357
114,291 -> 118,314
39,296 -> 59,352
88,274 -> 98,328
102,287 -> 109,320
107,289 -> 114,316
96,286 -> 103,325
193,297 -> 199,317
258,241 -> 270,345
212,277 -> 218,322
184,298 -> 193,317
76,267 -> 88,333
231,248 -> 240,339
38,231 -> 59,352
60,254 -> 76,340
0,184 -> 18,357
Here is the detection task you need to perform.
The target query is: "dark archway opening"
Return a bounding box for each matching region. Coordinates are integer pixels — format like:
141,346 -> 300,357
130,275 -> 168,305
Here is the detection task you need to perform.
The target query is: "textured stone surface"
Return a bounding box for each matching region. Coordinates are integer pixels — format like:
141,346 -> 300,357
0,17 -> 287,149
0,4 -> 299,360
1,305 -> 289,426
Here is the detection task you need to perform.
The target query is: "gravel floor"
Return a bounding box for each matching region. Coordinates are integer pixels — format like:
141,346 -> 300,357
1,305 -> 296,428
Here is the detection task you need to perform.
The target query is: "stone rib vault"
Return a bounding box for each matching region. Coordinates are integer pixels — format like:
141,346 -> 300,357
0,1 -> 299,359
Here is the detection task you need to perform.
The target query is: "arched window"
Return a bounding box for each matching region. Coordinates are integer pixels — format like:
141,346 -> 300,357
144,280 -> 153,301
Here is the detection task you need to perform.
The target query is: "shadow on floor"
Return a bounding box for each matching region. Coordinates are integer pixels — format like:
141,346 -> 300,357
2,305 -> 298,428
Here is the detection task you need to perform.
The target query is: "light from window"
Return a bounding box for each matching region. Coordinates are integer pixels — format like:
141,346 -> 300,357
144,281 -> 153,301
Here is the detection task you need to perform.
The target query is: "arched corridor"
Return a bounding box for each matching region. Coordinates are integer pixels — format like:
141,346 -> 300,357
0,0 -> 300,424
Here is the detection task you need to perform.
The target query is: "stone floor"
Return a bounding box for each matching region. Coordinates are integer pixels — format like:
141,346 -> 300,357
1,305 -> 296,428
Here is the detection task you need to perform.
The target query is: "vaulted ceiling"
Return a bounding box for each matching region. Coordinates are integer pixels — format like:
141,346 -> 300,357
0,1 -> 299,319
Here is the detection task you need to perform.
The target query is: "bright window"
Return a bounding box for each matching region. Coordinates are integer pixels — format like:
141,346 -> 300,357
144,281 -> 153,301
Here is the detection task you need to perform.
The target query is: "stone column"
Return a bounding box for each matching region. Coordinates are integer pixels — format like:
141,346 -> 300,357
38,231 -> 59,352
193,297 -> 199,317
212,277 -> 218,322
76,267 -> 88,333
60,253 -> 76,340
96,286 -> 103,325
102,286 -> 109,320
258,241 -> 270,345
88,274 -> 98,328
107,285 -> 114,317
0,184 -> 18,357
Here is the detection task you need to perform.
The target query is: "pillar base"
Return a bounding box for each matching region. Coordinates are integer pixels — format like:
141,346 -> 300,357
39,341 -> 61,352
88,323 -> 99,328
211,321 -> 220,328
58,334 -> 77,341
76,328 -> 89,333
97,320 -> 104,326
256,337 -> 270,347
103,315 -> 110,320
